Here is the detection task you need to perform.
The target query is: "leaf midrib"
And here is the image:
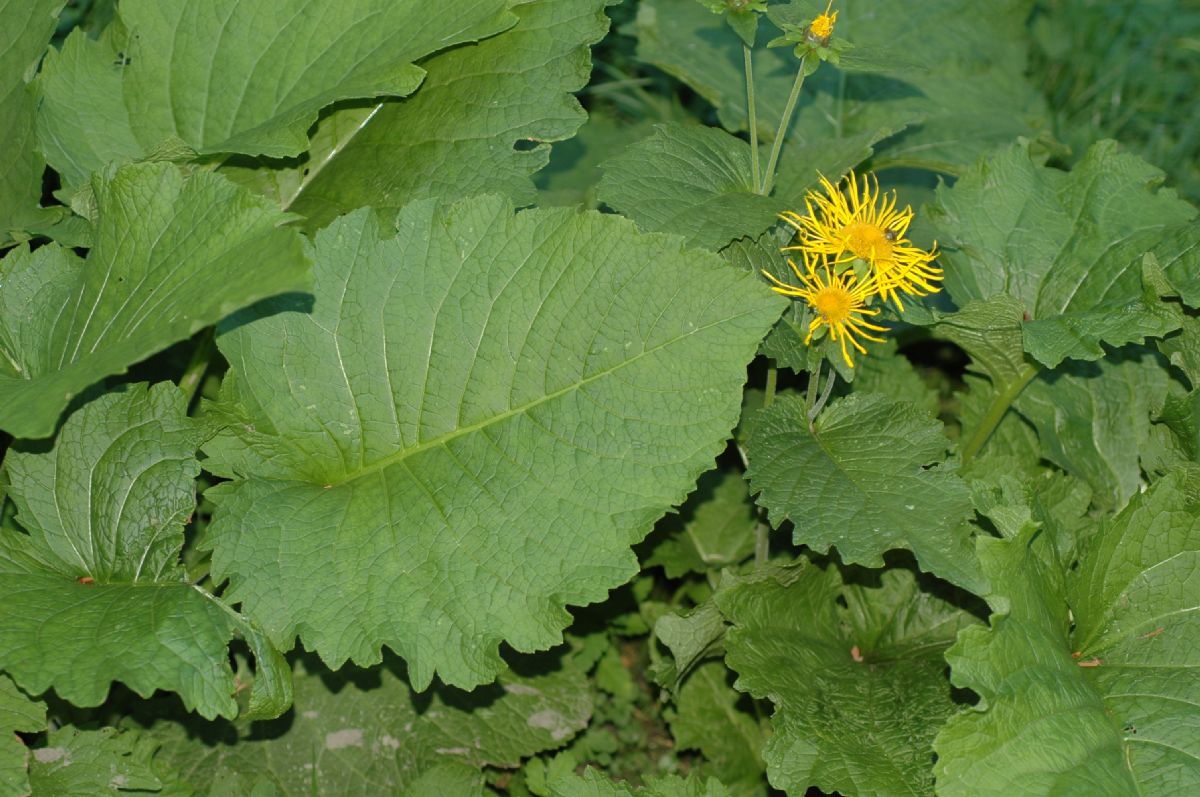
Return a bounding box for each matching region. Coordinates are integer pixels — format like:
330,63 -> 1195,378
325,304 -> 765,488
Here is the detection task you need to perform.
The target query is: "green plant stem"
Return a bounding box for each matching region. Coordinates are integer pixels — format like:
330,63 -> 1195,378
179,329 -> 215,409
744,44 -> 762,192
808,368 -> 837,426
752,360 -> 779,570
763,361 -> 777,408
761,57 -> 808,195
753,519 -> 770,570
805,360 -> 822,415
960,364 -> 1040,465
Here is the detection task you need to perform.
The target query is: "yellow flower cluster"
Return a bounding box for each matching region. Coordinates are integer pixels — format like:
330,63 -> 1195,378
809,1 -> 838,40
764,170 -> 943,368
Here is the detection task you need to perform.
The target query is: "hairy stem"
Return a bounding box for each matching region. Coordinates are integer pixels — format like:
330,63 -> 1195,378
808,367 -> 837,426
744,44 -> 762,192
960,363 -> 1040,465
762,58 -> 808,195
805,359 -> 822,415
764,361 -> 778,408
179,329 -> 215,409
754,520 -> 770,569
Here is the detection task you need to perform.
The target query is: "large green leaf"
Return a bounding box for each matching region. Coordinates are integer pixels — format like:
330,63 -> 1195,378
597,123 -> 785,251
745,393 -> 983,592
1015,348 -> 1168,511
149,652 -> 590,795
634,0 -> 1046,179
222,0 -> 614,231
0,0 -> 64,242
935,469 -> 1200,795
0,383 -> 290,721
0,675 -> 46,797
35,0 -> 514,188
929,141 -> 1199,367
202,196 -> 785,690
719,562 -> 975,797
0,162 -> 309,439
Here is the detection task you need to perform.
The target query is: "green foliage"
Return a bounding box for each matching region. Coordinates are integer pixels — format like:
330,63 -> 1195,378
147,651 -> 592,794
37,0 -> 516,181
221,0 -> 617,232
201,198 -> 782,689
598,123 -> 783,251
720,561 -> 976,796
746,393 -> 983,592
0,0 -> 66,244
0,675 -> 45,797
0,383 -> 290,720
936,470 -> 1200,795
929,140 -> 1198,367
0,162 -> 309,439
2,1 -> 1199,794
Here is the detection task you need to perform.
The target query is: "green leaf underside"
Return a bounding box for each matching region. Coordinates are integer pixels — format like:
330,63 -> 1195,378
0,674 -> 46,797
202,196 -> 786,690
35,0 -> 515,187
0,0 -> 64,242
597,123 -> 785,251
551,768 -> 733,797
0,162 -> 309,439
222,0 -> 615,231
151,652 -> 591,795
746,393 -> 983,592
719,562 -> 974,797
0,384 -> 289,721
635,0 -> 1045,177
935,470 -> 1200,795
931,141 -> 1200,368
1015,348 -> 1168,512
647,469 -> 757,578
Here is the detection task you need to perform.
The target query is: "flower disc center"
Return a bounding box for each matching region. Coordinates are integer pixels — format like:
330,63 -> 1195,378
842,221 -> 894,262
813,286 -> 853,324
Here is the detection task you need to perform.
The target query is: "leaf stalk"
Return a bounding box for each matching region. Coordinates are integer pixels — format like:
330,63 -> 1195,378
744,44 -> 762,192
960,363 -> 1040,465
761,57 -> 809,195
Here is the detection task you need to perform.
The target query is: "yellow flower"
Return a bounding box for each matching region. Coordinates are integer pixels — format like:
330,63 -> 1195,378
809,1 -> 838,40
781,170 -> 942,310
762,251 -> 888,368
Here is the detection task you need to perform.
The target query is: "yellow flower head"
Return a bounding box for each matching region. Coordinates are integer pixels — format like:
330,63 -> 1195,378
762,251 -> 887,368
809,1 -> 838,40
780,170 -> 942,310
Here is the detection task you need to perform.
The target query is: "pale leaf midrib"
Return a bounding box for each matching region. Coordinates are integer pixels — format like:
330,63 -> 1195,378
321,305 -> 762,488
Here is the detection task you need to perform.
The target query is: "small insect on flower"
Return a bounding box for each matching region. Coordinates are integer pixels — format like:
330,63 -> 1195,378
762,251 -> 888,368
781,170 -> 942,310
